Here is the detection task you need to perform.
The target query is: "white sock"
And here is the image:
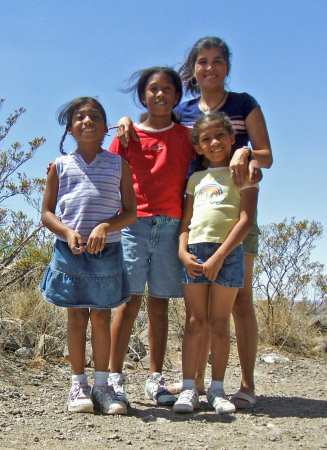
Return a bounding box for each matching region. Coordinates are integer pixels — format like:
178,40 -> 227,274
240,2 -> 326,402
182,379 -> 196,390
93,371 -> 109,387
72,373 -> 87,385
151,372 -> 162,380
210,380 -> 224,391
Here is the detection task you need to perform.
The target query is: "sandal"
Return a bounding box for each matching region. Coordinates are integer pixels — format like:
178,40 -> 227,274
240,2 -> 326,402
231,391 -> 256,409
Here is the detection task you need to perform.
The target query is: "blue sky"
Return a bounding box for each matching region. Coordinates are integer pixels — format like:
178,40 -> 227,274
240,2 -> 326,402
1,0 -> 326,269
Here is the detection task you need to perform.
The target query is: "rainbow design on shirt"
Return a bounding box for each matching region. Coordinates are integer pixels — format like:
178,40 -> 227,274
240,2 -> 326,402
198,183 -> 223,197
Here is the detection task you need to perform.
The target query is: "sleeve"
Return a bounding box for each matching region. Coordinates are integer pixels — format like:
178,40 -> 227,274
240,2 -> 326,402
241,174 -> 259,192
185,174 -> 196,196
108,136 -> 125,157
242,93 -> 260,120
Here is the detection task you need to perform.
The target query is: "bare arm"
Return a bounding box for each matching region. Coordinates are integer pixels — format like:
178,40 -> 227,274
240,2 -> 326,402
116,116 -> 139,147
178,193 -> 203,279
202,186 -> 259,281
41,163 -> 85,254
86,159 -> 136,254
230,106 -> 273,187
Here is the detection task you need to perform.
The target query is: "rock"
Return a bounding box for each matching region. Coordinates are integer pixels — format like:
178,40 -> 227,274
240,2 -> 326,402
259,353 -> 290,364
15,347 -> 34,358
308,315 -> 327,333
0,318 -> 32,351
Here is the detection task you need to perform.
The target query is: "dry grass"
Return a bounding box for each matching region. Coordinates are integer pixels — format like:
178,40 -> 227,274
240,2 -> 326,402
0,286 -> 67,350
0,285 -> 324,359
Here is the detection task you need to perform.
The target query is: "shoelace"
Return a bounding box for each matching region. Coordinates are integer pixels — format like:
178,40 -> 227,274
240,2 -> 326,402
70,382 -> 90,400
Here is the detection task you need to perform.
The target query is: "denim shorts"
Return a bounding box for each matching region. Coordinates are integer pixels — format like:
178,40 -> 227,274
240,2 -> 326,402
121,216 -> 183,298
243,230 -> 259,256
39,240 -> 130,309
182,242 -> 244,288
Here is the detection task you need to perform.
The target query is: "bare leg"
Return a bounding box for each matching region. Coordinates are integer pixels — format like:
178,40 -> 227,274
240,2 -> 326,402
110,295 -> 142,373
90,308 -> 111,372
147,295 -> 169,375
232,254 -> 257,405
209,284 -> 237,382
67,308 -> 89,375
181,284 -> 209,381
194,289 -> 212,393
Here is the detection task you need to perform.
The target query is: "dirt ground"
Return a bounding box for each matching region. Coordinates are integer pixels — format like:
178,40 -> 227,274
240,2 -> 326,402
0,343 -> 326,449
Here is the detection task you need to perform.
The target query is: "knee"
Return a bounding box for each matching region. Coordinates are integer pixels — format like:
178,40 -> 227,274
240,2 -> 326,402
209,317 -> 230,338
233,289 -> 254,316
90,309 -> 111,329
68,309 -> 89,330
117,296 -> 141,321
186,315 -> 207,335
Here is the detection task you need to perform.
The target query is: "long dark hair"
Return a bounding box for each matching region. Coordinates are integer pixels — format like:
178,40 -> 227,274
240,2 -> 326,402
179,36 -> 232,96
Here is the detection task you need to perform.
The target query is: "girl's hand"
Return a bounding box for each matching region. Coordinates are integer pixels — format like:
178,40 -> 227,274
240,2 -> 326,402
65,229 -> 85,254
179,251 -> 203,279
229,147 -> 250,188
249,159 -> 263,184
46,161 -> 53,175
86,224 -> 107,254
117,116 -> 139,147
202,254 -> 224,282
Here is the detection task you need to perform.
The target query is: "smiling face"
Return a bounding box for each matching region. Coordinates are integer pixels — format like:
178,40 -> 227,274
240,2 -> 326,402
141,72 -> 180,118
68,102 -> 108,148
193,47 -> 229,93
195,120 -> 235,167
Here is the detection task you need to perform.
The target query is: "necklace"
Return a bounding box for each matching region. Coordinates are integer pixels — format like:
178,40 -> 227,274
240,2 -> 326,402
198,91 -> 227,113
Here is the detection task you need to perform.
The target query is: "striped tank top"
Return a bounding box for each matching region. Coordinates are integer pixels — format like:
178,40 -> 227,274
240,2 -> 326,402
55,150 -> 122,243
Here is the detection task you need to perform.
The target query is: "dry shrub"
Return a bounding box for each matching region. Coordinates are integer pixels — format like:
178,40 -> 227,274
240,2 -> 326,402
168,298 -> 185,342
255,298 -> 321,355
0,286 -> 67,348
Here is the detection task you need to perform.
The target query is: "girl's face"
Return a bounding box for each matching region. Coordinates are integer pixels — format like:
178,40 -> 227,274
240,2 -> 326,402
68,102 -> 107,147
195,120 -> 235,167
141,72 -> 180,117
193,47 -> 228,93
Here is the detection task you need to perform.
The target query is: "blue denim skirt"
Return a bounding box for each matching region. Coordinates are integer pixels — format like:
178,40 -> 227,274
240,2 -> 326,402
39,240 -> 130,309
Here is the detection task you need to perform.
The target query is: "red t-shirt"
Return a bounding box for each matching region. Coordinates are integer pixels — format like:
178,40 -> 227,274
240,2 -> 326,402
109,122 -> 194,219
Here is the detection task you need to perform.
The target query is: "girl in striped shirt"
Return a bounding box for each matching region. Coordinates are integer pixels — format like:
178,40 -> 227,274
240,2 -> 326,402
39,97 -> 136,415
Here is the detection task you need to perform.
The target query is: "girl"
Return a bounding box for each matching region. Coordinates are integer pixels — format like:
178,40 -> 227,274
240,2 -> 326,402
173,112 -> 258,414
108,67 -> 194,408
39,97 -> 136,415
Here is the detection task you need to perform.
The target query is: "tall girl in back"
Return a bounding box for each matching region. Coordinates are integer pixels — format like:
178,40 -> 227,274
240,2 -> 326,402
39,97 -> 136,415
173,112 -> 258,414
108,67 -> 193,408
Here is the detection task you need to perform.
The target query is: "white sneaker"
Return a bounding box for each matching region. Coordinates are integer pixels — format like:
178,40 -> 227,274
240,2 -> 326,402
67,382 -> 94,413
91,385 -> 127,415
108,373 -> 129,407
173,389 -> 199,413
207,388 -> 236,414
145,373 -> 176,406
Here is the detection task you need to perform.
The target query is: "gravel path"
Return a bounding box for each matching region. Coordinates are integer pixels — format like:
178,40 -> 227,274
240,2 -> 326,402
0,345 -> 326,449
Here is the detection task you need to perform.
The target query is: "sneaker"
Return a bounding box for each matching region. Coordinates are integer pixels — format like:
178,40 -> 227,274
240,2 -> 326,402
173,389 -> 199,413
145,373 -> 176,406
91,385 -> 127,415
108,373 -> 129,407
67,382 -> 94,413
207,388 -> 236,414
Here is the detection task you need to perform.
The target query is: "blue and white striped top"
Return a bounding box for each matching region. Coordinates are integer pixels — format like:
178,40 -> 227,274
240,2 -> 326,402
55,150 -> 122,243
